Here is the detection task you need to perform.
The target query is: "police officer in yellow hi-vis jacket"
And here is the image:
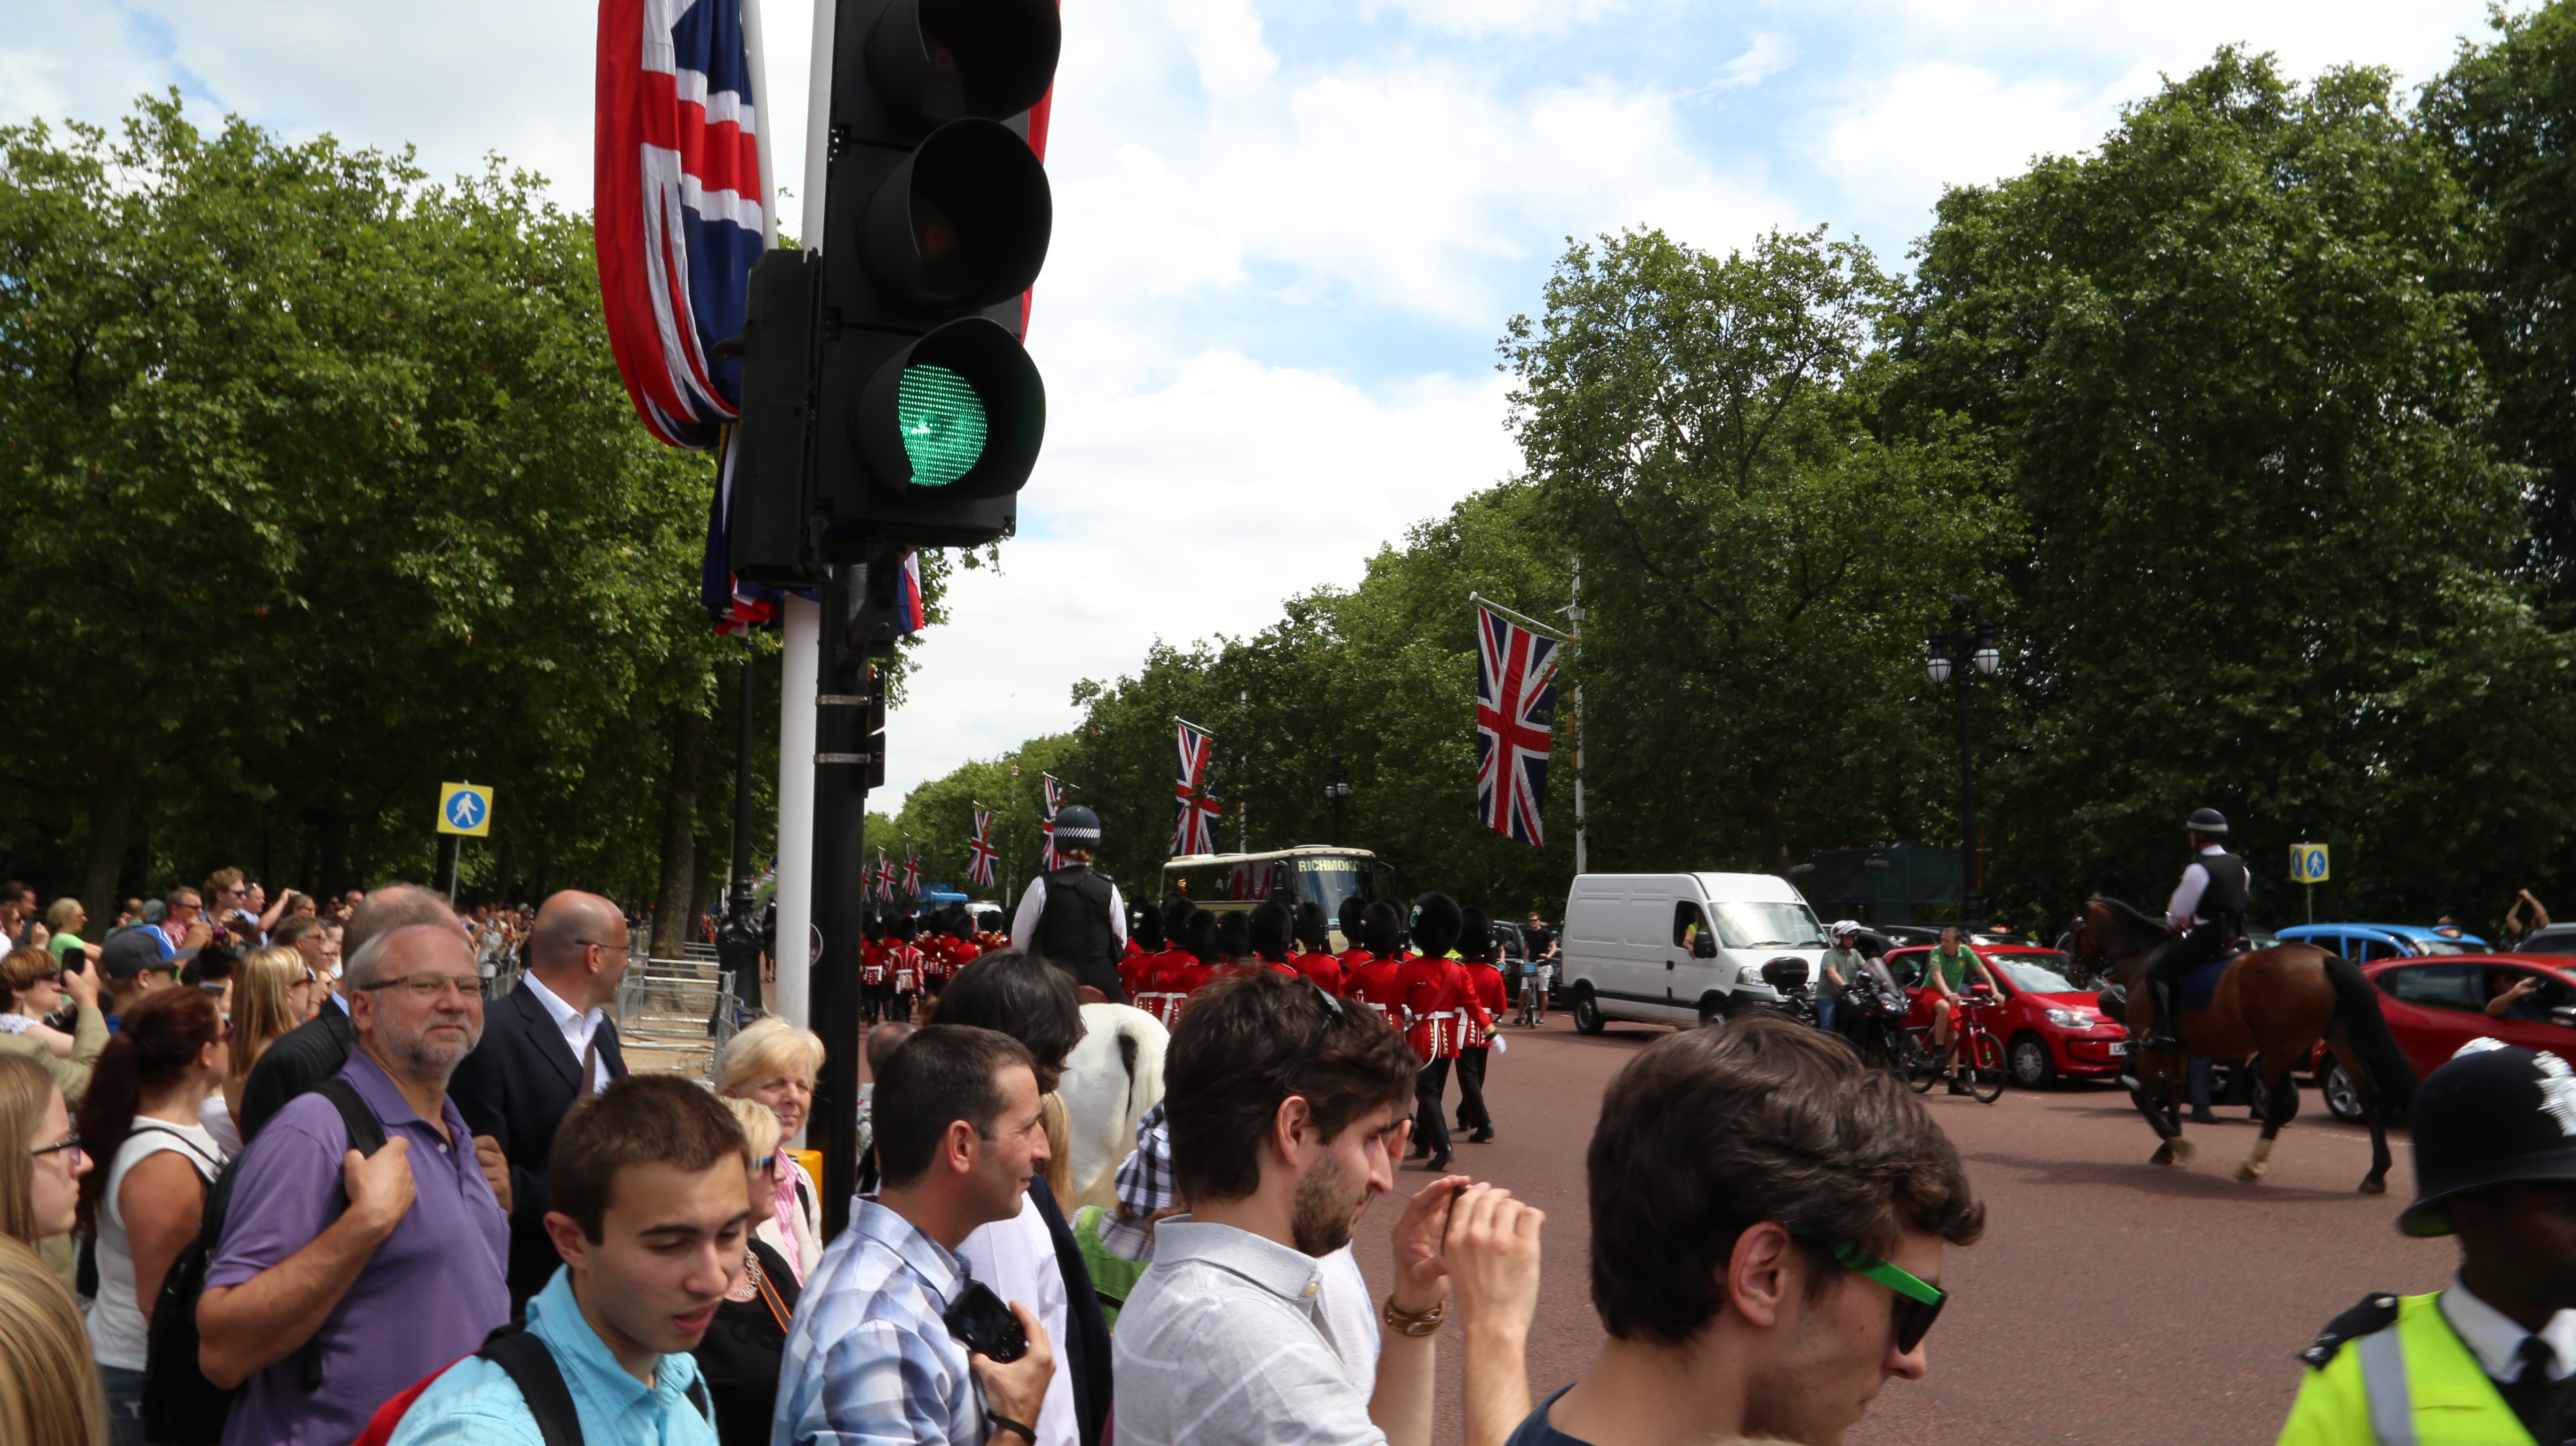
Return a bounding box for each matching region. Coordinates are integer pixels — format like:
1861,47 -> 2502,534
2280,1039 -> 2576,1446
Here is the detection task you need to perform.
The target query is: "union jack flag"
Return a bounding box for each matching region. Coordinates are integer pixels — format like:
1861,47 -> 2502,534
1171,720 -> 1216,856
967,809 -> 998,888
901,847 -> 923,899
1474,603 -> 1561,847
1040,774 -> 1065,871
894,551 -> 925,635
874,847 -> 894,902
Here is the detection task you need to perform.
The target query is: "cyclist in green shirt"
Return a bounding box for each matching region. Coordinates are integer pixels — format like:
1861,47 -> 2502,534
1925,925 -> 1996,1096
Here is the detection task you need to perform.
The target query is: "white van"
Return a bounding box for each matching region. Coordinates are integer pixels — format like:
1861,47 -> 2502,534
1559,872 -> 1831,1033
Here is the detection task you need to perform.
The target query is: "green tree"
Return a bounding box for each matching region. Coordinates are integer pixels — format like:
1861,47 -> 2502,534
1903,49 -> 2576,925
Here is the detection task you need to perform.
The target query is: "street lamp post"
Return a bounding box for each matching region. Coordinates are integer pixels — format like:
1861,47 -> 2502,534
1324,755 -> 1352,847
1925,596 -> 2001,932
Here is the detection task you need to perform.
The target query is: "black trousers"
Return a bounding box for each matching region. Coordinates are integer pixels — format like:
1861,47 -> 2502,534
1454,1046 -> 1491,1133
1414,1057 -> 1452,1160
2143,922 -> 2230,1028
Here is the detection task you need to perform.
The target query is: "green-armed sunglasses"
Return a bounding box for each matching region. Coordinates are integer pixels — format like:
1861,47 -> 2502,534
1793,1229 -> 1948,1353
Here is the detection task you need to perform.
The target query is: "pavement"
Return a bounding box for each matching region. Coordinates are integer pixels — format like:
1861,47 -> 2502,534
1346,1013 -> 2455,1445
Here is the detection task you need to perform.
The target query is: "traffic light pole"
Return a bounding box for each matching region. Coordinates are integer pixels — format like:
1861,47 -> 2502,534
809,560 -> 871,1242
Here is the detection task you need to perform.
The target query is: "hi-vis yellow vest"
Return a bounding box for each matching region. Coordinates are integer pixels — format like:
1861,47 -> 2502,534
2278,1293 -> 2538,1446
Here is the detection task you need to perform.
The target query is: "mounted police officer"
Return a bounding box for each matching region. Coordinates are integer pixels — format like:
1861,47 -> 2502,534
1008,803 -> 1130,1003
2139,807 -> 2250,1053
2278,1041 -> 2576,1445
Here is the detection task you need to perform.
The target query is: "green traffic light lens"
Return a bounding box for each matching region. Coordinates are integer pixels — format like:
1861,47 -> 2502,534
897,363 -> 988,487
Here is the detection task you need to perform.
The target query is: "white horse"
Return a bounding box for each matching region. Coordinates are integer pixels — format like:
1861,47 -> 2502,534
1056,1003 -> 1168,1210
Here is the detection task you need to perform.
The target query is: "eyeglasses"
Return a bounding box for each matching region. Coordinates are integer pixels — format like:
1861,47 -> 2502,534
753,1154 -> 775,1172
358,973 -> 484,1001
32,1131 -> 81,1162
1277,983 -> 1349,1100
1794,1229 -> 1948,1353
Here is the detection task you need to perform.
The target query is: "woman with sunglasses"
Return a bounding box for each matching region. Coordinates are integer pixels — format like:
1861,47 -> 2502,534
697,1096 -> 804,1446
74,986 -> 228,1445
0,948 -> 77,1060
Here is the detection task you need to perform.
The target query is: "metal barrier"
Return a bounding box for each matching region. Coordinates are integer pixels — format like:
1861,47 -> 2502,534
612,955 -> 743,1085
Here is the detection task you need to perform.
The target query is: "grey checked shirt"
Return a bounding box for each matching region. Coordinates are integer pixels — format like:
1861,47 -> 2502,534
1111,1220 -> 1382,1446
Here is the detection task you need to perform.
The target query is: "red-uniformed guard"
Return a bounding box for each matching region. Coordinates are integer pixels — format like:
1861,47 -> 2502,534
1454,906 -> 1505,1144
859,915 -> 890,1025
1399,893 -> 1467,1171
885,915 -> 924,1023
1334,895 -> 1374,982
1122,903 -> 1167,1000
1342,900 -> 1412,1038
1288,900 -> 1344,991
1247,900 -> 1303,979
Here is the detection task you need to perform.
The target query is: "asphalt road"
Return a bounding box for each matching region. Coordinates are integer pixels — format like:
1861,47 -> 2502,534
1347,1013 -> 2455,1446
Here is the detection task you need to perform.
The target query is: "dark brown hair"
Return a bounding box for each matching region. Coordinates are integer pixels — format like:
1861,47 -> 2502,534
1164,970 -> 1419,1204
935,951 -> 1084,1084
874,1024 -> 1037,1188
1586,1012 -> 1984,1345
550,1075 -> 749,1242
76,986 -> 223,1231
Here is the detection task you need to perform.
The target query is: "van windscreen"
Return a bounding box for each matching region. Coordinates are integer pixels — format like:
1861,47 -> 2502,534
1708,901 -> 1826,951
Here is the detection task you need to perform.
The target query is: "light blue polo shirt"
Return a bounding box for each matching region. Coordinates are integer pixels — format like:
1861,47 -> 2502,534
384,1264 -> 716,1446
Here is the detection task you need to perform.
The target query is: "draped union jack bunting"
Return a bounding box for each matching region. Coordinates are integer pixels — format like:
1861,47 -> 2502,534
1040,774 -> 1065,870
874,847 -> 895,902
967,809 -> 998,888
901,847 -> 923,899
1475,603 -> 1561,847
1170,720 -> 1216,856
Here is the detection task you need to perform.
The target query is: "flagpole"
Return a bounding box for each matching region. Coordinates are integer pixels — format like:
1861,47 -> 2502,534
1467,593 -> 1569,643
1565,562 -> 1588,876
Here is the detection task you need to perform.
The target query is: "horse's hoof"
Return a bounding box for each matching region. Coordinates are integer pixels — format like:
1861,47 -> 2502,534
2237,1160 -> 2267,1182
2151,1143 -> 2177,1166
2168,1137 -> 2196,1163
2359,1177 -> 2387,1196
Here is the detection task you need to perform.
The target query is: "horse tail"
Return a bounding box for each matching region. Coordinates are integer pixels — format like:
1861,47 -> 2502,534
2324,955 -> 2417,1114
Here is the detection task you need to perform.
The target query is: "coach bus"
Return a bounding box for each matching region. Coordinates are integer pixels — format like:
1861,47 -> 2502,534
1160,846 -> 1397,950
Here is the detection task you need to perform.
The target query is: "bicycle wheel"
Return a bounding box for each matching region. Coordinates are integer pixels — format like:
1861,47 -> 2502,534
1969,1031 -> 2007,1103
1903,1028 -> 1939,1093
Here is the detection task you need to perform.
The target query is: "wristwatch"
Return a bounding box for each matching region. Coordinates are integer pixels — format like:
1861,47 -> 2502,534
1382,1295 -> 1448,1337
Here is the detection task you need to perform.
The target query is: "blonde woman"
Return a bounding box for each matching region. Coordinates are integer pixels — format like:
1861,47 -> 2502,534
0,1235 -> 110,1446
215,947 -> 308,1153
0,1053 -> 90,1246
700,1097 -> 803,1446
0,949 -> 74,1060
715,1017 -> 823,1282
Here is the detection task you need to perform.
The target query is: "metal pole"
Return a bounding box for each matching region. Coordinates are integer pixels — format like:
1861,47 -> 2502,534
1956,645 -> 1981,932
809,562 -> 870,1241
717,650 -> 765,1000
1570,558 -> 1588,876
438,834 -> 460,903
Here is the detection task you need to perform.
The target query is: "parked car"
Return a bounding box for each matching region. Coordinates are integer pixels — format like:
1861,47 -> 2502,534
2311,954 -> 2576,1121
2513,924 -> 2576,957
1560,872 -> 1825,1032
1883,944 -> 2131,1087
2278,922 -> 2490,961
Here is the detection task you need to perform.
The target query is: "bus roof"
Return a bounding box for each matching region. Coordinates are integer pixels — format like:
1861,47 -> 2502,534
1163,845 -> 1379,870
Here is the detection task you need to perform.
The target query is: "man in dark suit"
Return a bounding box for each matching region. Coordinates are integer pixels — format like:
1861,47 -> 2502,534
236,883 -> 459,1142
448,890 -> 634,1313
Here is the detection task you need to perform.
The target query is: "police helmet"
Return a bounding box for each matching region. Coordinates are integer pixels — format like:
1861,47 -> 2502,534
2399,1041 -> 2576,1237
1052,804 -> 1102,853
2185,807 -> 2229,836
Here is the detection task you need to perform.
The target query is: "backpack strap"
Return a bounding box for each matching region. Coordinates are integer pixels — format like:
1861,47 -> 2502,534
478,1326 -> 586,1446
301,1078 -> 390,1390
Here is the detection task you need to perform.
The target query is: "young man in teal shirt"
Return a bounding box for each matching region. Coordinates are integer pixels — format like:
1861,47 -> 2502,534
385,1076 -> 746,1445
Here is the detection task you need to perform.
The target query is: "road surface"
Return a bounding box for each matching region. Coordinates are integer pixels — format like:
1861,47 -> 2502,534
1347,1014 -> 2451,1445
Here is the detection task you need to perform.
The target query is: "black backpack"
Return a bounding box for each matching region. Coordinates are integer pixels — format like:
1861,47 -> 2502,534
355,1324 -> 711,1446
143,1078 -> 388,1446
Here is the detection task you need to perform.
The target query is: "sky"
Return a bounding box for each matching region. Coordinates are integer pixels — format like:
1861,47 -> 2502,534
3,0 -> 2520,808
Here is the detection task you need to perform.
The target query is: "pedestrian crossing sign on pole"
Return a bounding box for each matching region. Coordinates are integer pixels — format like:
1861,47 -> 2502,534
2289,844 -> 2329,884
438,782 -> 494,837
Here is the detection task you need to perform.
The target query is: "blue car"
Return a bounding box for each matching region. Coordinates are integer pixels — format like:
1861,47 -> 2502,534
2276,922 -> 2491,962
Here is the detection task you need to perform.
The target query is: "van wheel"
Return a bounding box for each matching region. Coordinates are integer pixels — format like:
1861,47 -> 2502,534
2008,1033 -> 2057,1089
1572,989 -> 1605,1036
1698,995 -> 1728,1030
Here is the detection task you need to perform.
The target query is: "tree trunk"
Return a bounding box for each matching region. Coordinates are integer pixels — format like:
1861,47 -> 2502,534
651,707 -> 706,958
80,744 -> 139,931
1747,760 -> 1788,876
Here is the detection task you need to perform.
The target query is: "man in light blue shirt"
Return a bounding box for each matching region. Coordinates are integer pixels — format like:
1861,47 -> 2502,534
386,1075 -> 750,1445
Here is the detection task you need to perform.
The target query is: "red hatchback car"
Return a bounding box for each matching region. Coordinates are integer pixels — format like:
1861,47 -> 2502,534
1882,944 -> 2133,1088
2310,955 -> 2576,1120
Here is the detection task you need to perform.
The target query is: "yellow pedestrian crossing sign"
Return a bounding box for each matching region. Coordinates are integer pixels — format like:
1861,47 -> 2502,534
438,782 -> 494,837
2289,843 -> 2329,884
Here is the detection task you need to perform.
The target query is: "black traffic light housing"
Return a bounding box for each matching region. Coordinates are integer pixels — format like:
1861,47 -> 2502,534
729,0 -> 1057,581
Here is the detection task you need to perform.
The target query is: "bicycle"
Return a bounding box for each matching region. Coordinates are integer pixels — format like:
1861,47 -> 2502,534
1906,985 -> 2006,1103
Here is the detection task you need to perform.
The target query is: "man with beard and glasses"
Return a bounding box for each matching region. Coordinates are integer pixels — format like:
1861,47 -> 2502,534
1507,1013 -> 1984,1446
199,919 -> 514,1446
1114,970 -> 1546,1446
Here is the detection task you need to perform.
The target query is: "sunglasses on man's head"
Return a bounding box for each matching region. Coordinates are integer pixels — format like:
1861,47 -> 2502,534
1793,1229 -> 1948,1354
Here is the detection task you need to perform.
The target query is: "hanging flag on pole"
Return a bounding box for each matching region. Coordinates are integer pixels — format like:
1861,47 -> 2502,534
901,846 -> 923,899
1473,599 -> 1563,848
967,808 -> 998,888
1040,774 -> 1066,870
874,846 -> 894,902
893,551 -> 926,635
1171,718 -> 1217,855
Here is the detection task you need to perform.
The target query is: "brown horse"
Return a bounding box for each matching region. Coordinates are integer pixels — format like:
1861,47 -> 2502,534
2069,896 -> 2415,1192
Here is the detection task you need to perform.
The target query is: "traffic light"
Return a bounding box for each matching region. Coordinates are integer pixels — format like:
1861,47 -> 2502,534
729,0 -> 1057,577
817,0 -> 1056,550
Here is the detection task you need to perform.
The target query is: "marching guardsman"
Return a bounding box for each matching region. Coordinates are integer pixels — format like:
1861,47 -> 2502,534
859,915 -> 890,1025
1343,900 -> 1411,1023
1454,906 -> 1505,1145
886,916 -> 923,1023
1122,904 -> 1166,1001
1247,900 -> 1302,979
1009,803 -> 1131,1004
1399,893 -> 1467,1173
1335,896 -> 1374,978
2278,1041 -> 2576,1445
1289,901 -> 1344,991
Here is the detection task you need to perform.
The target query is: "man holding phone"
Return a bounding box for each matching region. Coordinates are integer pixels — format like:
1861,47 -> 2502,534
775,1024 -> 1057,1446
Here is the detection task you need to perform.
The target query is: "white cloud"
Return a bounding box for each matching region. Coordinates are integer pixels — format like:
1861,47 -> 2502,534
1812,60 -> 2115,219
1707,31 -> 1798,93
1360,0 -> 1626,40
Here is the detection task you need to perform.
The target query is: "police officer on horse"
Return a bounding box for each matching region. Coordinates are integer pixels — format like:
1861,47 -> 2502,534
1008,803 -> 1131,1004
2279,1042 -> 2576,1444
2140,807 -> 2251,1054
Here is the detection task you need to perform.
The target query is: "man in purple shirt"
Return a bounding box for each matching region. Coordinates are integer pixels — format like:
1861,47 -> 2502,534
200,916 -> 514,1446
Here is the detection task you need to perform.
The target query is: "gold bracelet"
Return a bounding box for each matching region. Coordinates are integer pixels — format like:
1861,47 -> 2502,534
1382,1295 -> 1447,1337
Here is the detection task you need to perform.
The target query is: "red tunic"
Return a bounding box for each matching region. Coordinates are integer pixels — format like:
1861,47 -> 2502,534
887,943 -> 923,994
861,940 -> 889,987
1343,955 -> 1410,1031
1289,950 -> 1345,993
1398,953 -> 1467,1060
1459,961 -> 1505,1047
1118,949 -> 1153,999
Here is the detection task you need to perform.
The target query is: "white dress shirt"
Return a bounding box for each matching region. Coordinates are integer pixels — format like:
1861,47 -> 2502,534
958,1196 -> 1077,1446
519,971 -> 611,1095
2444,1273 -> 2576,1382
